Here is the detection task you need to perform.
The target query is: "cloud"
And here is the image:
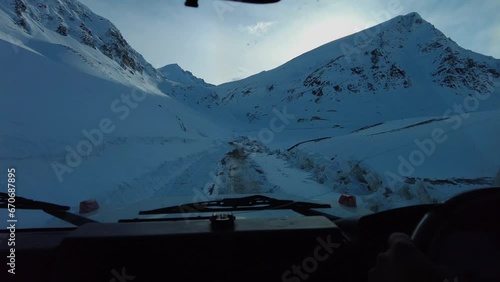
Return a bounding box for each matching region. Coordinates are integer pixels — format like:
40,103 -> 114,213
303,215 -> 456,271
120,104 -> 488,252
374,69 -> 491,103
242,21 -> 277,36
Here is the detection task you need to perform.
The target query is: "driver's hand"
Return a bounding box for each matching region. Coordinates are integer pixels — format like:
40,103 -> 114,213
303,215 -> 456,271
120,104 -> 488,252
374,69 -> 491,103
368,232 -> 449,282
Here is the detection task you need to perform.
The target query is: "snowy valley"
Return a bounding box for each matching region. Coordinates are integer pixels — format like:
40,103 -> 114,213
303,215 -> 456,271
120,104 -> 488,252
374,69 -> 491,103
0,0 -> 499,227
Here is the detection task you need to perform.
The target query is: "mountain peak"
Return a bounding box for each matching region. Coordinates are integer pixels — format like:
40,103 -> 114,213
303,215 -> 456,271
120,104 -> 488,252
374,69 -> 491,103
403,12 -> 422,20
161,63 -> 183,71
217,11 -> 498,108
158,63 -> 212,87
395,12 -> 425,28
384,11 -> 428,33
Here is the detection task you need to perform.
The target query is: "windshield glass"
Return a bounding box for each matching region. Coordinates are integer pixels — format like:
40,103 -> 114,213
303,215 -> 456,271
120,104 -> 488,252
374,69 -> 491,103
1,0 -> 499,229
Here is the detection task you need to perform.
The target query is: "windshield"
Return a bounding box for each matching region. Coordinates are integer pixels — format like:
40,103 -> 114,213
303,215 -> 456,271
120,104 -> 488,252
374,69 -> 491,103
0,0 -> 499,229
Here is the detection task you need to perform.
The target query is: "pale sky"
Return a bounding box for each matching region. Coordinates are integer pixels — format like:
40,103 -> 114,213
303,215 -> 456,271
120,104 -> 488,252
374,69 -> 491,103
79,0 -> 499,85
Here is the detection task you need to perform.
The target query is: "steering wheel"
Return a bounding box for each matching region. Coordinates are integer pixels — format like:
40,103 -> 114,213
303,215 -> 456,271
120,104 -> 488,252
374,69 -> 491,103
411,187 -> 500,261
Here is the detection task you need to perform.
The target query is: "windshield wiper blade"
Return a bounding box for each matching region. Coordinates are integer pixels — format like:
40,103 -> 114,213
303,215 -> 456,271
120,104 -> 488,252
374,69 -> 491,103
0,192 -> 69,210
139,195 -> 331,215
0,192 -> 97,226
119,215 -> 212,223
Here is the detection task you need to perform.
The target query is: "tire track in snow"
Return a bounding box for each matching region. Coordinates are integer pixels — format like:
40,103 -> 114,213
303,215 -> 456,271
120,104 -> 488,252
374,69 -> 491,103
228,156 -> 262,194
213,138 -> 278,195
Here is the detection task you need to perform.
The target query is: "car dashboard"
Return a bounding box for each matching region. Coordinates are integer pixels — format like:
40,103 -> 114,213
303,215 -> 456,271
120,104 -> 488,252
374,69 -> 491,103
1,206 -> 432,282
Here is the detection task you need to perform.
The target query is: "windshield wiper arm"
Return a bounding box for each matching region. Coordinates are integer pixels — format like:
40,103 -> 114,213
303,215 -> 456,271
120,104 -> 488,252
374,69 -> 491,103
0,192 -> 69,210
0,192 -> 97,226
139,195 -> 331,215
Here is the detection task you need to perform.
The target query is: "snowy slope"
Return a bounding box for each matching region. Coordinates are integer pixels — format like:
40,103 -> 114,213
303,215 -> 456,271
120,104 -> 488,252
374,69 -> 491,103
216,12 -> 500,131
280,110 -> 500,211
156,64 -> 239,127
210,12 -> 500,212
0,0 -> 230,221
1,0 -> 160,82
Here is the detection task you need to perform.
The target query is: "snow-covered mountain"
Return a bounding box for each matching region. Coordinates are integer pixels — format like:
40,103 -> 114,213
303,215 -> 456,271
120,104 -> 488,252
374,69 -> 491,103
216,12 -> 499,130
210,12 -> 500,211
0,0 -> 230,223
156,63 -> 225,113
5,0 -> 158,78
0,0 -> 498,227
158,63 -> 213,88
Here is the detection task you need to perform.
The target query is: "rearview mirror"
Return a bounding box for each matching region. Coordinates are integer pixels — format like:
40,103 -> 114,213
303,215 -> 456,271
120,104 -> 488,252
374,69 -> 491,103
185,0 -> 280,8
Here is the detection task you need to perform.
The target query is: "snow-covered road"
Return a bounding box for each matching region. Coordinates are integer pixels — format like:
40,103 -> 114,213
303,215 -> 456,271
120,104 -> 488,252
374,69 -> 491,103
251,152 -> 371,218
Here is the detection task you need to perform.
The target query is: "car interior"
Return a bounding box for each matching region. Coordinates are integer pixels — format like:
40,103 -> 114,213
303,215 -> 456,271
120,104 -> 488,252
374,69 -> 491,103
1,187 -> 499,282
1,0 -> 499,281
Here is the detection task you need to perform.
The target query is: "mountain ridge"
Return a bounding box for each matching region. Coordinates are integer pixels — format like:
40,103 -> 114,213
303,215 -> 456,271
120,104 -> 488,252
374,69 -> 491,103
158,63 -> 213,88
218,11 -> 498,92
212,11 -> 499,129
1,0 -> 160,78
